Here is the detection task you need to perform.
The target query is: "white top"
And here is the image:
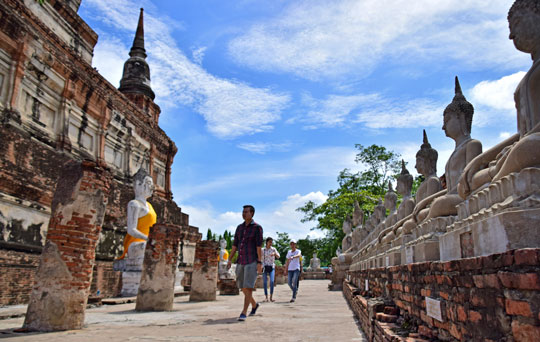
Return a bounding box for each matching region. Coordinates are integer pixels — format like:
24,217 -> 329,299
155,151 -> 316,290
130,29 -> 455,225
263,246 -> 280,267
286,249 -> 302,271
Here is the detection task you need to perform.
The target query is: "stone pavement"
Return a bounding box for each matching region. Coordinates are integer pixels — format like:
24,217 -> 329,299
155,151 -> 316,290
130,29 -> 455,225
0,280 -> 366,341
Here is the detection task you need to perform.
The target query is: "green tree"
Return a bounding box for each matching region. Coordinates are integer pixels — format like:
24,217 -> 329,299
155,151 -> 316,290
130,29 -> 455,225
296,144 -> 401,259
274,232 -> 291,264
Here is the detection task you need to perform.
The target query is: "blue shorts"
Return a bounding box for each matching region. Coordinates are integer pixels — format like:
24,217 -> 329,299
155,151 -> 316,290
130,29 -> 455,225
236,262 -> 258,289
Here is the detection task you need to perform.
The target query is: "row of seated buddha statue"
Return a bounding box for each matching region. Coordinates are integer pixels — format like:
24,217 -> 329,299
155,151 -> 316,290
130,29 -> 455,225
337,0 -> 540,272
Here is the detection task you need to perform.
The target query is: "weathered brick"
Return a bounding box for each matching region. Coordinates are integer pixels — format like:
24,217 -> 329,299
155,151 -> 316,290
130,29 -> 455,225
473,273 -> 500,289
514,248 -> 539,266
498,271 -> 540,290
505,299 -> 533,317
457,256 -> 483,271
483,251 -> 514,269
469,310 -> 482,323
449,322 -> 462,340
511,320 -> 540,341
457,305 -> 467,322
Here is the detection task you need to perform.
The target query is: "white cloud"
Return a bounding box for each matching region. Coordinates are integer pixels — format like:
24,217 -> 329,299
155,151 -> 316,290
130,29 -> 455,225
295,91 -> 444,130
181,203 -> 241,234
258,192 -> 328,240
228,0 -> 526,80
354,98 -> 444,129
191,46 -> 207,65
237,141 -> 292,154
184,192 -> 328,241
499,131 -> 512,139
299,93 -> 380,128
471,71 -> 525,110
91,37 -> 128,87
87,0 -> 290,139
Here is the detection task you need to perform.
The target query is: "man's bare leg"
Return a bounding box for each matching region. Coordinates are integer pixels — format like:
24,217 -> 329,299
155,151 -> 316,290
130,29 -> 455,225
241,288 -> 256,315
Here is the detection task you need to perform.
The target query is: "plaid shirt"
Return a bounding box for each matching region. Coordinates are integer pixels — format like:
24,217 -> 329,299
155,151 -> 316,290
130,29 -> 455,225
233,220 -> 263,265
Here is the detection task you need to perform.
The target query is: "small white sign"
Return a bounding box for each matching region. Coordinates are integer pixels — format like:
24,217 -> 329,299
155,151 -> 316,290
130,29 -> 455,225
385,256 -> 390,267
425,297 -> 443,322
405,247 -> 414,264
365,279 -> 369,291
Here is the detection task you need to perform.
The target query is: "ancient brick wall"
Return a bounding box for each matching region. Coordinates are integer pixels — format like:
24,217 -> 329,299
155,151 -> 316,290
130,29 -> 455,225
346,248 -> 540,341
89,261 -> 122,299
0,249 -> 39,306
0,0 -> 200,307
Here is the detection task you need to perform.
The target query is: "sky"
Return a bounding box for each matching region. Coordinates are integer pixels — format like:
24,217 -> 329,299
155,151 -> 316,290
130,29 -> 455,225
78,0 -> 531,240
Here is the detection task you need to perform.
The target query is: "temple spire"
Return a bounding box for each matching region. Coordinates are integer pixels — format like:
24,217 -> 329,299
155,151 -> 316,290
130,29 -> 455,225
130,8 -> 146,58
119,8 -> 155,100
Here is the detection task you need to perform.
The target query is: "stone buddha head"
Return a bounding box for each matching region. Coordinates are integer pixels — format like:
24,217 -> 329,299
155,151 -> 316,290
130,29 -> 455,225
133,167 -> 154,199
415,130 -> 438,177
442,77 -> 474,140
508,0 -> 540,59
396,160 -> 413,197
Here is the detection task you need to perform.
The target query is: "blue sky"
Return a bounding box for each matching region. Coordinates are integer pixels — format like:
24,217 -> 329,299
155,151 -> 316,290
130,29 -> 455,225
79,0 -> 530,240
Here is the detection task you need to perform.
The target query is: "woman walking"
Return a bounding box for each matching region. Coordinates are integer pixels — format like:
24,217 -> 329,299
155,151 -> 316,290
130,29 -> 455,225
262,237 -> 280,302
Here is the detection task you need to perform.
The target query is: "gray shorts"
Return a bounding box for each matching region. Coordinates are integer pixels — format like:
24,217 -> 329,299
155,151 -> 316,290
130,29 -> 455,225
236,262 -> 258,289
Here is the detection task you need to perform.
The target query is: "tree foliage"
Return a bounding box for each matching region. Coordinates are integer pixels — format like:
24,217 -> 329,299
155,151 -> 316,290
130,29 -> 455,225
274,232 -> 291,264
296,144 -> 402,265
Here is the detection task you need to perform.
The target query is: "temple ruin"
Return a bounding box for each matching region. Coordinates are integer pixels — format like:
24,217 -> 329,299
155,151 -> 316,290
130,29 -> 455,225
0,0 -> 200,308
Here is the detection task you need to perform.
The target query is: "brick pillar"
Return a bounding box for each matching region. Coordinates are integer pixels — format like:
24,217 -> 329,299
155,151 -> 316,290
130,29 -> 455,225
135,224 -> 182,311
189,240 -> 219,302
23,161 -> 111,331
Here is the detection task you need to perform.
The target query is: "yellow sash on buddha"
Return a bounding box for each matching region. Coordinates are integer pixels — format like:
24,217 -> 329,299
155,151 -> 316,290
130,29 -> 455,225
117,201 -> 157,260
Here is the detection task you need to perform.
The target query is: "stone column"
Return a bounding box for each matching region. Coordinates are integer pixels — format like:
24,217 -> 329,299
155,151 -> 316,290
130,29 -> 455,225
135,224 -> 182,311
23,160 -> 111,331
189,240 -> 219,302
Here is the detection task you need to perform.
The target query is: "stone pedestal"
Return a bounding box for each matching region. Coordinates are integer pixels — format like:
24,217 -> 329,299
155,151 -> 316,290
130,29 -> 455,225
118,241 -> 146,297
404,216 -> 455,263
189,240 -> 219,302
255,274 -> 263,288
275,266 -> 286,285
23,161 -> 111,331
303,271 -> 326,279
135,224 -> 182,311
440,168 -> 540,261
219,279 -> 239,295
329,254 -> 351,291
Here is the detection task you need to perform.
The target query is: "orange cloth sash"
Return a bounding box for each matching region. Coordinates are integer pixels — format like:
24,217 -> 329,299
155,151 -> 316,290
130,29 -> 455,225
117,201 -> 156,260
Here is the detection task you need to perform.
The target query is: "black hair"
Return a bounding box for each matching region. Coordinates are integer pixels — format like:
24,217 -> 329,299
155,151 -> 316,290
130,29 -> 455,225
243,204 -> 255,214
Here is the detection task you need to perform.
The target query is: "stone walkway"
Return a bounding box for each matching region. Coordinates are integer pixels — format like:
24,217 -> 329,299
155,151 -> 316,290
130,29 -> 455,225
0,280 -> 366,341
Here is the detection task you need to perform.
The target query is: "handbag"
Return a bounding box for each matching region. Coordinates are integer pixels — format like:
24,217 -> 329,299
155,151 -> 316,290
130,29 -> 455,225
264,265 -> 273,273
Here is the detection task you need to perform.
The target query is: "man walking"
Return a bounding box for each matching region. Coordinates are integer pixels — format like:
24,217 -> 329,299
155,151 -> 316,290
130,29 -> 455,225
284,240 -> 302,303
227,205 -> 263,321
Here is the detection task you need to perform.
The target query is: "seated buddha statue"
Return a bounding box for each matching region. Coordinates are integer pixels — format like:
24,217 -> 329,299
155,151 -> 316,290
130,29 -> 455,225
458,0 -> 540,198
402,131 -> 442,234
422,77 -> 482,221
384,183 -> 398,229
396,160 -> 416,222
341,215 -> 353,252
117,167 -> 156,261
390,160 -> 417,237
